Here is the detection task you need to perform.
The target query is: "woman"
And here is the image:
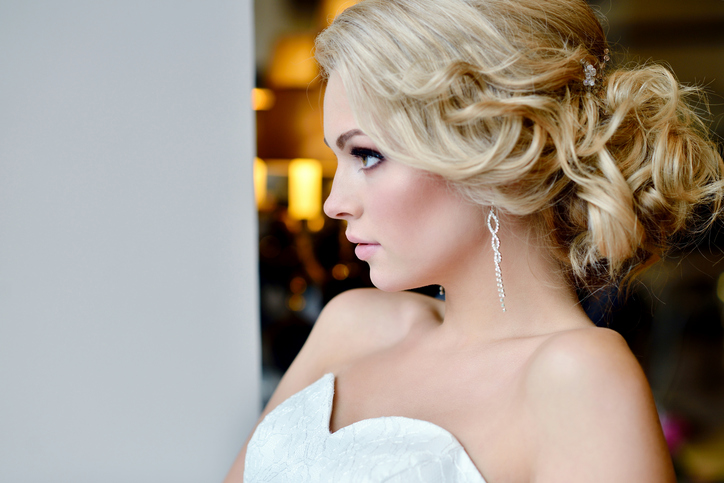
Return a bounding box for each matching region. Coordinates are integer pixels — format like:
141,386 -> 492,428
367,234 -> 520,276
228,0 -> 724,481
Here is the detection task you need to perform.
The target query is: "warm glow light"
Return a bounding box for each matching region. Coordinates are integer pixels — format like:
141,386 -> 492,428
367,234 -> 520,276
251,88 -> 276,111
290,276 -> 307,294
717,273 -> 724,303
307,215 -> 325,232
288,294 -> 306,311
254,158 -> 267,207
268,35 -> 318,88
288,158 -> 322,220
332,264 -> 350,280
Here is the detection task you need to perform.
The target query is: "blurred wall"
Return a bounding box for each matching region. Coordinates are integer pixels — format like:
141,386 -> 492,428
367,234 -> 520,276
0,1 -> 259,481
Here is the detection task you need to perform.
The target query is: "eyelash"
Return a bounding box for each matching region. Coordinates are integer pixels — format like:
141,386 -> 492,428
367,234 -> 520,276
350,147 -> 385,170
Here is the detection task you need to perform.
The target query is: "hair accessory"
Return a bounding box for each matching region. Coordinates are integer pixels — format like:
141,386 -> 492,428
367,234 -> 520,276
582,63 -> 597,87
582,48 -> 610,88
487,207 -> 505,312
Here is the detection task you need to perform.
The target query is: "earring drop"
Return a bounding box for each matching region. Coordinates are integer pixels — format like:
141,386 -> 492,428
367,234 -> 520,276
487,207 -> 506,312
439,285 -> 445,297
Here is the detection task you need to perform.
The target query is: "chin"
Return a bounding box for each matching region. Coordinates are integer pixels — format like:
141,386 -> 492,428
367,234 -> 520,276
368,270 -> 424,293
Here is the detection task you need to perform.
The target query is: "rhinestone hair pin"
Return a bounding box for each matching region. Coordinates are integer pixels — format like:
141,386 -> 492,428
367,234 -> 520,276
582,48 -> 610,87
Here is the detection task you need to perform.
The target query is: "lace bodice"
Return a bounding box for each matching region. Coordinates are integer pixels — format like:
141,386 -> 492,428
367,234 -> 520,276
244,373 -> 487,482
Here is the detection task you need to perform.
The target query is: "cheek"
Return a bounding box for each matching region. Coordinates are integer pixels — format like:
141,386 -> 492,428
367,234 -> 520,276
375,173 -> 484,249
371,173 -> 436,235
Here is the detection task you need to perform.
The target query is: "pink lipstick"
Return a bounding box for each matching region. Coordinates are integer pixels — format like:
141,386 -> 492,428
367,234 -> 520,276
354,243 -> 380,261
346,233 -> 380,261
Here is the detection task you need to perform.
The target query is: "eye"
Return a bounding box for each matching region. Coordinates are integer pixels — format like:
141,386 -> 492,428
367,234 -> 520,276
350,147 -> 385,170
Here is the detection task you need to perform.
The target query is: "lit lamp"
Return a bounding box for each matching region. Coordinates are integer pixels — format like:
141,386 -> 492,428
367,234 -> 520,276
288,158 -> 322,221
254,157 -> 267,207
267,35 -> 318,89
251,88 -> 275,111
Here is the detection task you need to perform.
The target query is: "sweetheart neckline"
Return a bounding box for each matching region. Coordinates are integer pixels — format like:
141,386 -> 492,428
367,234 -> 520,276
318,372 -> 487,481
324,372 -> 459,437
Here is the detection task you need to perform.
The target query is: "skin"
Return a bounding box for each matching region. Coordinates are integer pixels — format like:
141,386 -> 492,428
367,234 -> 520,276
224,73 -> 676,483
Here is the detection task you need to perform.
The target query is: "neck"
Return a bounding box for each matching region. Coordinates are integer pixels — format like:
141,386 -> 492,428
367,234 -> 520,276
436,218 -> 593,344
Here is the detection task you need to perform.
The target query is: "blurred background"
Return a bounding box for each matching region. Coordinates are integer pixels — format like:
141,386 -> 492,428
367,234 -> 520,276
253,1 -> 724,481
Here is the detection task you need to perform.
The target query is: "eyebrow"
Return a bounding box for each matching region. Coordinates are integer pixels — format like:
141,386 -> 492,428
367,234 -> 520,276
323,129 -> 365,150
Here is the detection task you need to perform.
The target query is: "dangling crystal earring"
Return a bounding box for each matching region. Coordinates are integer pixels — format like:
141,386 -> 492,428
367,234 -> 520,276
439,285 -> 445,297
487,207 -> 506,312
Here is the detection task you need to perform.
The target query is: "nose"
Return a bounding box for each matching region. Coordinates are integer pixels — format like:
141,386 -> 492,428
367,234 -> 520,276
323,166 -> 362,220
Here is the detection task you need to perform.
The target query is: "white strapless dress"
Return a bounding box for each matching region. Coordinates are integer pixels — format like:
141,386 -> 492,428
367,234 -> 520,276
244,373 -> 487,482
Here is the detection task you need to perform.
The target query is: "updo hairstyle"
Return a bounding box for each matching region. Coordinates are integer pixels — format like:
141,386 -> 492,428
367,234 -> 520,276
315,0 -> 724,290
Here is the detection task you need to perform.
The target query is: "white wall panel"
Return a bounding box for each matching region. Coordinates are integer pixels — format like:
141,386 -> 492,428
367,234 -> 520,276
0,1 -> 259,481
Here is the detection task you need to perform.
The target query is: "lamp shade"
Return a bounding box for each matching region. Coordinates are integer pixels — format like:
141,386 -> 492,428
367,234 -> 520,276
288,158 -> 322,220
254,157 -> 267,207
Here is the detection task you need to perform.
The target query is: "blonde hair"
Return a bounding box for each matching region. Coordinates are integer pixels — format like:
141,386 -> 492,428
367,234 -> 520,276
315,0 -> 724,290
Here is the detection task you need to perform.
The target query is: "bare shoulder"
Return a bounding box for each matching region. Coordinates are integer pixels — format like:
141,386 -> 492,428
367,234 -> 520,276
526,327 -> 641,388
319,288 -> 441,342
263,288 -> 439,414
523,327 -> 675,482
313,288 -> 442,371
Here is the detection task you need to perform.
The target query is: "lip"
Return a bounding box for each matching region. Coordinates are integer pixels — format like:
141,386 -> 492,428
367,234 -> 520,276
345,233 -> 376,245
346,233 -> 380,261
354,243 -> 381,261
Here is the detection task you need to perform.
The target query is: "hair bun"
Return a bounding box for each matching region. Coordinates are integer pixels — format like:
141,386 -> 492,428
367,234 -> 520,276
556,63 -> 724,288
